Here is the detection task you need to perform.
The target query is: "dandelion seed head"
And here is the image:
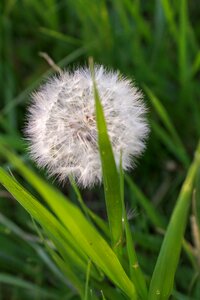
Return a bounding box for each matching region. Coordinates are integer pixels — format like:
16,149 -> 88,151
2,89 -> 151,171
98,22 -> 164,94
25,65 -> 149,187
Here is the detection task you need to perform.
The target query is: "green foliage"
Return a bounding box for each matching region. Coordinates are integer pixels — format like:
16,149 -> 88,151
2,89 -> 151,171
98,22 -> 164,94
0,147 -> 136,299
90,58 -> 123,254
0,0 -> 200,299
148,142 -> 200,300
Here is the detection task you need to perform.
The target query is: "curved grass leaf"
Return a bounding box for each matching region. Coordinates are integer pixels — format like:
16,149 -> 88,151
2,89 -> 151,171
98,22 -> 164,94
0,168 -> 86,297
0,150 -> 136,299
69,176 -> 109,238
0,212 -> 70,286
148,141 -> 200,300
194,167 -> 200,228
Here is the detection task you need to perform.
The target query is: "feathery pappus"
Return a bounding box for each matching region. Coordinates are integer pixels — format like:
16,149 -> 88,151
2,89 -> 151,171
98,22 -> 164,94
25,65 -> 149,187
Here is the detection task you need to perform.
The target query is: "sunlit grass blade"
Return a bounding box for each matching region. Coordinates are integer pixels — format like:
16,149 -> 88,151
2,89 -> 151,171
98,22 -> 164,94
148,141 -> 200,300
31,216 -> 87,296
89,58 -> 123,255
125,173 -> 196,269
0,149 -> 136,299
70,176 -> 110,238
0,168 -> 88,297
48,250 -> 85,298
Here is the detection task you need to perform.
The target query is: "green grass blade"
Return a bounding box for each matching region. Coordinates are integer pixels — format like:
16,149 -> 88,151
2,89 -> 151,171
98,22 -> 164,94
0,168 -> 88,296
101,290 -> 107,300
125,174 -> 166,228
84,260 -> 92,300
191,50 -> 200,77
125,176 -> 196,269
120,159 -> 147,300
49,251 -> 85,298
0,47 -> 89,119
145,86 -> 189,167
40,27 -> 82,45
0,134 -> 25,150
0,149 -> 136,299
69,176 -> 91,220
194,166 -> 200,228
0,212 -> 70,285
0,273 -> 59,299
151,120 -> 189,168
70,176 -> 110,237
161,0 -> 178,40
31,216 -> 87,295
89,59 -> 123,254
148,141 -> 200,300
178,0 -> 188,86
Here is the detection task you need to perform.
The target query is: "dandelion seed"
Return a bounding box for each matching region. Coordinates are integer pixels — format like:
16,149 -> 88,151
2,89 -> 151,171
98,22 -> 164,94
25,65 -> 149,187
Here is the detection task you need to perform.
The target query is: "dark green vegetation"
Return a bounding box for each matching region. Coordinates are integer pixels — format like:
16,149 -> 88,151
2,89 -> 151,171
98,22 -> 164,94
0,1 -> 200,299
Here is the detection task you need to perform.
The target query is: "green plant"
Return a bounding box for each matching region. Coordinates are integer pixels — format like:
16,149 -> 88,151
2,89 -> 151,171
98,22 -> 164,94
0,60 -> 200,299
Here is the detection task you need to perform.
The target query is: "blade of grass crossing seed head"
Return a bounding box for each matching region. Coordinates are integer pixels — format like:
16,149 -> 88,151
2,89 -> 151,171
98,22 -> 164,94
89,58 -> 123,255
148,141 -> 200,300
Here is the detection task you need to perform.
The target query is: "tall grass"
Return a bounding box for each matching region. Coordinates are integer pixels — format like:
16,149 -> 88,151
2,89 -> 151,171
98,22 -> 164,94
0,1 -> 200,299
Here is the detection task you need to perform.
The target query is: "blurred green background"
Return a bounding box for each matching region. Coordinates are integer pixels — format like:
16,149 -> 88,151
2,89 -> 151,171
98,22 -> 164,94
0,0 -> 200,299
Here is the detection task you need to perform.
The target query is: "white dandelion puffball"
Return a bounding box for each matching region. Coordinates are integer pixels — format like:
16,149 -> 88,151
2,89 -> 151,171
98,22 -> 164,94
25,65 -> 149,187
